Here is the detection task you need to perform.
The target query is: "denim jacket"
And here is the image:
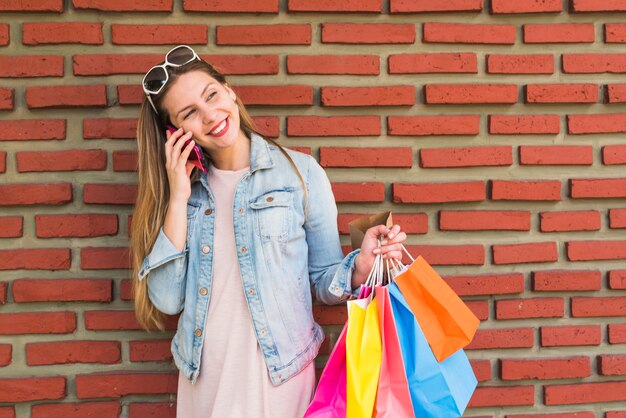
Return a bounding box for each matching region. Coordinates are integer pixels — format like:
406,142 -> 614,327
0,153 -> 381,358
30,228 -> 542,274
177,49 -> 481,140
137,132 -> 361,385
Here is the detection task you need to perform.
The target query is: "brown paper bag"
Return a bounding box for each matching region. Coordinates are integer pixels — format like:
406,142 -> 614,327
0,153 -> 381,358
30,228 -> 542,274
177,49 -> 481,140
348,211 -> 393,250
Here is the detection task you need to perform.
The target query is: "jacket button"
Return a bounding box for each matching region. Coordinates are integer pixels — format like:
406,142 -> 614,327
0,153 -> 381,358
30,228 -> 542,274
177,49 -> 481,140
238,208 -> 244,214
266,196 -> 274,202
204,209 -> 212,215
241,246 -> 247,253
199,287 -> 208,296
249,288 -> 255,295
202,245 -> 210,254
195,328 -> 202,337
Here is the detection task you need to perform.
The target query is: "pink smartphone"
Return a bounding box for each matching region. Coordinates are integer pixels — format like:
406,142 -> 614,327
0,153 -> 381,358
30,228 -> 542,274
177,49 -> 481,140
167,124 -> 207,173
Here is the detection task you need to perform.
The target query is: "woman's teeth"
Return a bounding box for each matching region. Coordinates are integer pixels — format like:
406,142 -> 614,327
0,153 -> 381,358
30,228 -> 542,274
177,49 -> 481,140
210,119 -> 227,135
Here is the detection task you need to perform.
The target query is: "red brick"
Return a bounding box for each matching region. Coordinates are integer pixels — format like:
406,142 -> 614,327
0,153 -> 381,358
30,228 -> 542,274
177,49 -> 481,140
533,270 -> 602,292
331,183 -> 385,203
76,372 -> 177,398
487,54 -> 553,74
524,24 -> 594,43
0,88 -> 13,110
571,178 -> 626,198
0,344 -> 11,366
320,147 -> 412,168
36,214 -> 117,238
287,55 -> 379,75
471,359 -> 491,382
112,24 -> 207,45
129,340 -> 172,362
604,145 -> 626,164
0,283 -> 6,305
73,54 -> 160,76
609,270 -> 626,289
112,151 -> 137,172
491,0 -> 561,13
467,300 -> 489,320
184,0 -> 277,12
501,357 -> 590,380
288,0 -> 381,12
420,146 -> 512,168
570,0 -> 626,12
425,84 -> 518,104
606,24 -> 626,43
0,119 -> 66,141
72,0 -> 172,11
217,24 -> 311,45
496,297 -> 564,319
0,377 -> 65,402
469,386 -> 534,407
563,54 -> 626,73
1,183 -> 72,206
493,242 -> 558,265
0,217 -> 23,238
545,381 -> 626,405
526,84 -> 598,103
338,213 -> 428,235
83,184 -> 137,205
84,310 -> 143,331
23,22 -> 103,45
568,240 -> 626,261
204,55 -> 279,75
440,210 -> 530,231
388,53 -> 477,73
609,324 -> 626,344
0,24 -> 7,47
568,114 -> 626,134
393,181 -> 485,203
0,407 -> 12,418
521,146 -> 593,165
388,115 -> 479,135
31,401 -> 121,418
390,0 -> 481,12
444,273 -> 525,296
403,244 -> 484,265
606,84 -> 626,103
287,116 -> 380,136
120,279 -> 133,301
252,116 -> 280,138
489,114 -> 560,134
26,341 -> 121,365
0,0 -> 63,12
83,118 -> 137,139
492,180 -> 561,201
467,328 -> 534,350
321,86 -> 414,107
17,150 -> 107,172
314,305 -> 347,325
540,210 -> 600,232
606,412 -> 626,418
0,312 -> 75,334
27,84 -> 107,109
321,23 -> 415,44
13,279 -> 112,303
424,22 -> 515,44
0,151 -> 4,173
0,248 -> 71,270
81,247 -> 131,270
234,85 -> 313,106
541,325 -> 601,347
598,355 -> 626,376
572,297 -> 626,317
507,413 -> 593,418
129,402 -> 176,418
0,55 -> 63,77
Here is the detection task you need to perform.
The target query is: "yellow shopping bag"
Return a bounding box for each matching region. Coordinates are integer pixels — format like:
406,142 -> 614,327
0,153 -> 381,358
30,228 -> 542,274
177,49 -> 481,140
346,295 -> 383,418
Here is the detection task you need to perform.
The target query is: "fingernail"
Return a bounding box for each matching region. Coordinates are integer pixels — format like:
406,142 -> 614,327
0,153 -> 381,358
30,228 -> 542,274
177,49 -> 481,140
373,248 -> 380,254
388,233 -> 394,239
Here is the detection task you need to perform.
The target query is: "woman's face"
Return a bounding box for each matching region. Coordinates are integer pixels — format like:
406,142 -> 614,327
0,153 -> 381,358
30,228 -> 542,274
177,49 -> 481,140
161,70 -> 242,153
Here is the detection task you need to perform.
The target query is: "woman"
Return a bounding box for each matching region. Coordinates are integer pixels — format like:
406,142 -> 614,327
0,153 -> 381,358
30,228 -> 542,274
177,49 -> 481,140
130,45 -> 407,417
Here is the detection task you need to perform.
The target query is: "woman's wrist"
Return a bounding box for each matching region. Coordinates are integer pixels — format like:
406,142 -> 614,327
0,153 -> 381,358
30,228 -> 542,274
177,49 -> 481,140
351,253 -> 369,289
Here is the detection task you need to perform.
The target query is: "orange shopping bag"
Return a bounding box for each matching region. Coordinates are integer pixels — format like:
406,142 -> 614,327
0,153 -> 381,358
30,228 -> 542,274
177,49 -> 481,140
394,250 -> 479,362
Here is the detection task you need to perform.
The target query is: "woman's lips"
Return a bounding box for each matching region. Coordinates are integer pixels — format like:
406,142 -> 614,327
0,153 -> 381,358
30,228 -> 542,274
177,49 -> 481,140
209,117 -> 229,137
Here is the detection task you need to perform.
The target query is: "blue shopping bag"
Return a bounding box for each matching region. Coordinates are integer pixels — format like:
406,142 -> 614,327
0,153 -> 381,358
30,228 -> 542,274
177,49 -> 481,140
388,282 -> 477,417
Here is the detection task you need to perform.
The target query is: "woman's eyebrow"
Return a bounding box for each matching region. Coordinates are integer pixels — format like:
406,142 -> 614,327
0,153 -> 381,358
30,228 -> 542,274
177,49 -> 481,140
175,82 -> 217,117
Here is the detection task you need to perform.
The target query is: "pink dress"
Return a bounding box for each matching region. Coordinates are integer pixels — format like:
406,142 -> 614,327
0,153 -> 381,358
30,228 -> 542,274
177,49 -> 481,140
176,164 -> 316,418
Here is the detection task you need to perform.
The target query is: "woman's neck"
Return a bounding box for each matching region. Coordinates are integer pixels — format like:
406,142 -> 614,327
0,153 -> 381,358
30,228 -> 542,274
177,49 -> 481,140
209,131 -> 251,171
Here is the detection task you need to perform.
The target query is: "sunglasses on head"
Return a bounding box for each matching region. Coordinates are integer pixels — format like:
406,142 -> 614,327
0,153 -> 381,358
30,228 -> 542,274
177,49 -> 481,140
142,45 -> 201,114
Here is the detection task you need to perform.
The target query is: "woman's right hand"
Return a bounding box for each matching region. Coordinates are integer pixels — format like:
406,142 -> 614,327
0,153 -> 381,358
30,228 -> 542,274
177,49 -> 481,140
164,127 -> 197,202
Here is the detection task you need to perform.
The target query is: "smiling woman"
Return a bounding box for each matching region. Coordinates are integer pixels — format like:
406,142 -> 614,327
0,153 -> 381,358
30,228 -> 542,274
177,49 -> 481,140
130,45 -> 406,418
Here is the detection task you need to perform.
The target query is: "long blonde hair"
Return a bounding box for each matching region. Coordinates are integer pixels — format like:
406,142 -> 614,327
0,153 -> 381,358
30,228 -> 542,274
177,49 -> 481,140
131,59 -> 307,330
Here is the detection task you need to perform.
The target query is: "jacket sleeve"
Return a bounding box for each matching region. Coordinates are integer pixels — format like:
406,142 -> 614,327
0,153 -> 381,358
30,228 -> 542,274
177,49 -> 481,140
137,226 -> 188,315
304,156 -> 362,305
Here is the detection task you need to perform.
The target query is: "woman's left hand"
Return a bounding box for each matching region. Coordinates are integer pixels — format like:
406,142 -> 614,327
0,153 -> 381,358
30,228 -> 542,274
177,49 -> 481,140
352,224 -> 407,288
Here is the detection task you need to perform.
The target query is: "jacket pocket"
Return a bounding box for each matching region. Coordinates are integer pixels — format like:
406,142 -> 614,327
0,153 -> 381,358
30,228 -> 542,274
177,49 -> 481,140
250,189 -> 292,242
186,200 -> 201,240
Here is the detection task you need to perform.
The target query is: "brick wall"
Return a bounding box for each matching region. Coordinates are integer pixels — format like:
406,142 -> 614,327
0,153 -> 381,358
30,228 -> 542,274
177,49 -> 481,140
1,0 -> 626,417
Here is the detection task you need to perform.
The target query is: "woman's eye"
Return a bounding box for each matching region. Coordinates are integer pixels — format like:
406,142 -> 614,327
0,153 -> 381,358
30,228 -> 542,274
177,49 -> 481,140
183,109 -> 195,119
207,92 -> 216,101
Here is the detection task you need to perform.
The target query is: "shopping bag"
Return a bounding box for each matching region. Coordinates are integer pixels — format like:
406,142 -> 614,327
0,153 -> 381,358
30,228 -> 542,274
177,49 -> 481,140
346,293 -> 382,418
348,211 -> 393,250
304,286 -> 371,418
389,282 -> 477,418
395,255 -> 479,362
375,285 -> 415,418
